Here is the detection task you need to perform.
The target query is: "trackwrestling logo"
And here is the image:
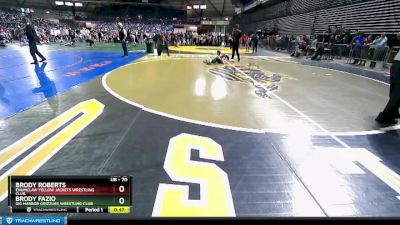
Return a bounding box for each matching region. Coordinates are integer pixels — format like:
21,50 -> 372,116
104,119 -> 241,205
1,217 -> 65,225
208,63 -> 287,98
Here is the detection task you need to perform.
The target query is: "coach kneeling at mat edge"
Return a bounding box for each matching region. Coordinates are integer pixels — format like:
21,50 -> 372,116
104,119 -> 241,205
376,50 -> 400,125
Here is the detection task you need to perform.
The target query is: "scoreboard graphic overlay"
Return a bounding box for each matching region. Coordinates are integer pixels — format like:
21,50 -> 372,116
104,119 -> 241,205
8,176 -> 131,214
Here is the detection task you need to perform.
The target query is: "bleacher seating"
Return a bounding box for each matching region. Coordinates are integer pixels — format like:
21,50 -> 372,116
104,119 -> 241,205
314,0 -> 400,34
235,0 -> 400,35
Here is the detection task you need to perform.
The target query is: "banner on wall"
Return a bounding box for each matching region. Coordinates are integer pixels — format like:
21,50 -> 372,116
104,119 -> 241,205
200,21 -> 229,25
174,28 -> 186,33
173,25 -> 197,33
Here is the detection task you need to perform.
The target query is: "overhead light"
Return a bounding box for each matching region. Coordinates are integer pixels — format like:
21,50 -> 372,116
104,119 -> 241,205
75,2 -> 83,7
187,5 -> 192,10
193,5 -> 199,9
46,11 -> 50,14
55,1 -> 64,5
200,4 -> 206,9
225,17 -> 229,20
65,2 -> 73,6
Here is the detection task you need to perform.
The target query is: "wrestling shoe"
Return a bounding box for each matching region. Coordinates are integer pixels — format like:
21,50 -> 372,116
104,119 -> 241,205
375,117 -> 397,125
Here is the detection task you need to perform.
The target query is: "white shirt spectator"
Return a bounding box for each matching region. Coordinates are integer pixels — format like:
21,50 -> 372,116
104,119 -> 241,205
372,34 -> 388,47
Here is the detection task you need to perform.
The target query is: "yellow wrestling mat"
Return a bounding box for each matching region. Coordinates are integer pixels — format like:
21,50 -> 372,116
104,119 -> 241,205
169,46 -> 248,54
103,54 -> 393,134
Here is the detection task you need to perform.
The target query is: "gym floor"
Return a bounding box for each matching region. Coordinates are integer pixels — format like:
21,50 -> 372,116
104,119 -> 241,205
0,43 -> 400,217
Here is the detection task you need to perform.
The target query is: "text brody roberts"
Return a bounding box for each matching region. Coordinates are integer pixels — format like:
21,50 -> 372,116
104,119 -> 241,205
15,182 -> 67,188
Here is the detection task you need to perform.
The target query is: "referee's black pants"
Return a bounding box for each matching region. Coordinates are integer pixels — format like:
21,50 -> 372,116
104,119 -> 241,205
376,60 -> 400,122
231,42 -> 240,61
29,41 -> 45,63
122,41 -> 128,56
253,42 -> 258,53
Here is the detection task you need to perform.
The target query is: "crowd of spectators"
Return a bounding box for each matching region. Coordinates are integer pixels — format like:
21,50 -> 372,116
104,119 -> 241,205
90,21 -> 261,52
0,8 -> 259,50
0,10 -> 185,48
165,32 -> 260,51
92,19 -> 173,43
0,9 -> 178,47
0,8 -> 76,45
1,7 -> 399,69
170,32 -> 220,46
0,7 -> 261,52
258,27 -> 400,68
91,21 -> 255,49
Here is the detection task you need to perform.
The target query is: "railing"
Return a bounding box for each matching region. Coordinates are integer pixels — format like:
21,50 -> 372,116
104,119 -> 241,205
260,38 -> 399,69
347,45 -> 391,68
260,38 -> 293,52
331,44 -> 350,59
385,46 -> 400,63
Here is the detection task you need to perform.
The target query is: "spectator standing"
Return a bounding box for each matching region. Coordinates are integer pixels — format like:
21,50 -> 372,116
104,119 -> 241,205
246,34 -> 251,52
365,34 -> 375,45
350,32 -> 365,64
156,33 -> 164,56
163,33 -> 170,56
228,34 -> 233,49
369,32 -> 388,68
372,32 -> 388,46
251,33 -> 259,53
358,34 -> 375,66
241,33 -> 248,49
118,22 -> 128,57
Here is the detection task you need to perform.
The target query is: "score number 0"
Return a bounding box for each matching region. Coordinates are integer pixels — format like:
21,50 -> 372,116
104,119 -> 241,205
111,176 -> 128,204
152,133 -> 235,217
117,185 -> 127,205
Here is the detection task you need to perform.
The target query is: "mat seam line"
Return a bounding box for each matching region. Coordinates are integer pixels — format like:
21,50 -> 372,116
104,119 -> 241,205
266,135 -> 329,217
97,109 -> 143,174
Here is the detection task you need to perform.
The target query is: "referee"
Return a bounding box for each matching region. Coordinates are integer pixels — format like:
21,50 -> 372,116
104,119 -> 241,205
231,24 -> 242,62
24,18 -> 46,64
118,22 -> 128,57
376,50 -> 400,125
